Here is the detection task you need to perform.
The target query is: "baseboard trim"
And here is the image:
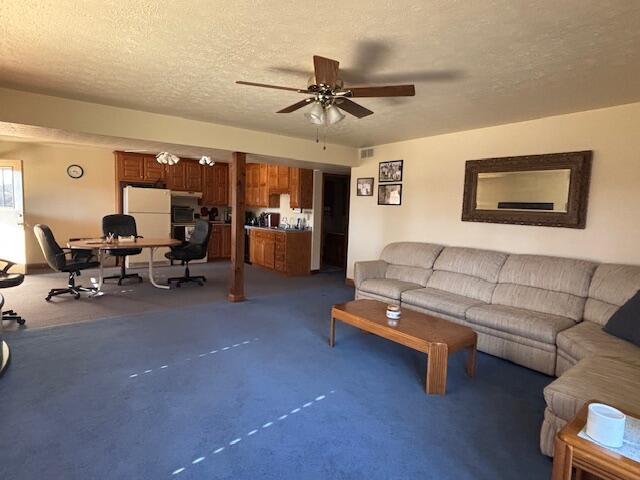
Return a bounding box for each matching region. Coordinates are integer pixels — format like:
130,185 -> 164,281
345,277 -> 355,287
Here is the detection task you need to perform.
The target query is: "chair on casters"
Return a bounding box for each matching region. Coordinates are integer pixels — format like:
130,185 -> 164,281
165,219 -> 211,287
102,214 -> 143,285
33,224 -> 100,300
0,258 -> 25,326
1,293 -> 11,375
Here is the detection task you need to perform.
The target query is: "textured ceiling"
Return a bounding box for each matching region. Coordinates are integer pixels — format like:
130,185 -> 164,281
1,1 -> 639,147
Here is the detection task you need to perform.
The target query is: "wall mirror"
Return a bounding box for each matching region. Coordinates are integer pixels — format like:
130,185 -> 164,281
462,151 -> 592,228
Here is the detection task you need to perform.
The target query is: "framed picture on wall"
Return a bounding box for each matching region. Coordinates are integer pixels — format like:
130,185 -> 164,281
378,183 -> 402,206
356,177 -> 374,196
379,160 -> 403,182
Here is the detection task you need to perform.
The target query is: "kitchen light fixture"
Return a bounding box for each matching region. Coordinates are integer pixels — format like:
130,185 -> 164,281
156,152 -> 180,165
199,156 -> 215,166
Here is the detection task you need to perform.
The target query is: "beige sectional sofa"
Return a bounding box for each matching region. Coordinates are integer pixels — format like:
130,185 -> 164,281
354,242 -> 640,457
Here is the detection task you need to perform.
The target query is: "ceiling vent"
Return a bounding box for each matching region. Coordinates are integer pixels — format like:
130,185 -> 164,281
360,148 -> 374,159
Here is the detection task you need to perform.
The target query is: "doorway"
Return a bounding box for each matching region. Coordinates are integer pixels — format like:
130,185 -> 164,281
0,160 -> 26,273
320,173 -> 350,273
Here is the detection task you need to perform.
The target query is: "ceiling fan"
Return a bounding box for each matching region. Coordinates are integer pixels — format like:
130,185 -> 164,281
236,55 -> 416,125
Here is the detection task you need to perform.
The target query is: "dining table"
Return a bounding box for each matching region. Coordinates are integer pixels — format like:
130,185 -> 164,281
67,237 -> 182,292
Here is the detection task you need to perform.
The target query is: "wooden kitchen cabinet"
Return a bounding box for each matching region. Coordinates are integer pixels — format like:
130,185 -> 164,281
142,156 -> 164,182
208,223 -> 231,260
185,160 -> 202,191
165,159 -> 202,192
245,163 -> 278,207
249,229 -> 275,269
202,163 -> 229,205
249,228 -> 310,275
165,161 -> 187,190
289,167 -> 313,209
116,152 -> 145,182
268,165 -> 290,193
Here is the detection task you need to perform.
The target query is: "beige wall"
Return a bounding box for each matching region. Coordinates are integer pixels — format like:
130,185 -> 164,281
0,141 -> 115,265
347,102 -> 640,277
0,87 -> 358,167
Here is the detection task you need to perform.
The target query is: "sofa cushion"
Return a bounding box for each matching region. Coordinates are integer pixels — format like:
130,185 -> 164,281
603,290 -> 640,347
492,254 -> 597,321
380,242 -> 444,286
544,356 -> 640,422
433,247 -> 508,283
426,247 -> 508,303
401,287 -> 485,318
585,264 -> 640,326
466,304 -> 575,345
359,278 -> 422,301
380,242 -> 443,268
386,265 -> 432,286
556,321 -> 640,362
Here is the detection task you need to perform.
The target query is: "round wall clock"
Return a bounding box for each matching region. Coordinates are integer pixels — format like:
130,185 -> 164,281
67,164 -> 84,179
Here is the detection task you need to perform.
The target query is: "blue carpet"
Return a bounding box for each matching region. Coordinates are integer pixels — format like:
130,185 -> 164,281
0,279 -> 552,479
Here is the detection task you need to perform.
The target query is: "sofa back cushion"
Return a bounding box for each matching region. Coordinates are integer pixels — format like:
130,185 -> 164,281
381,242 -> 444,286
427,247 -> 508,302
492,254 -> 597,321
584,264 -> 640,325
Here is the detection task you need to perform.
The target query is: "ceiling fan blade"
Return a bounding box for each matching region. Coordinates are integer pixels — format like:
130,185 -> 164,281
313,55 -> 340,87
334,98 -> 374,118
276,98 -> 314,113
347,84 -> 415,97
236,81 -> 308,93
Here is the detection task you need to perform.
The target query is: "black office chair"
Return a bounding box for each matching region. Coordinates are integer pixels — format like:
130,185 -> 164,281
0,259 -> 25,326
165,219 -> 211,287
1,293 -> 11,376
102,214 -> 143,285
33,224 -> 100,301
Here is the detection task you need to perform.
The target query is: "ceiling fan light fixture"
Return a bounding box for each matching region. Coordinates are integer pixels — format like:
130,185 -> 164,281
305,101 -> 325,125
199,155 -> 215,166
325,105 -> 345,125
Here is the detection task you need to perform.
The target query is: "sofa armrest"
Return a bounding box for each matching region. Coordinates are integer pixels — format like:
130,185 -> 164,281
354,260 -> 388,289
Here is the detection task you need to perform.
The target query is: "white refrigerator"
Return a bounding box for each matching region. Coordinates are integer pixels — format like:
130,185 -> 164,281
123,186 -> 171,266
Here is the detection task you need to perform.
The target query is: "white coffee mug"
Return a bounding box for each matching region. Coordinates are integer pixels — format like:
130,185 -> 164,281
586,403 -> 626,448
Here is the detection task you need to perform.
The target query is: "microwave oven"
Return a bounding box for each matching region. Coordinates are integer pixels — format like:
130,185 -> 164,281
171,205 -> 194,223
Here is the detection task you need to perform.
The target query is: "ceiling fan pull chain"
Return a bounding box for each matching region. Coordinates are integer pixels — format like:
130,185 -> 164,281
316,127 -> 319,144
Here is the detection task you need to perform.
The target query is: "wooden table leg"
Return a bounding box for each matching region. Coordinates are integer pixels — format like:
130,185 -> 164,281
551,435 -> 573,480
426,343 -> 448,395
466,344 -> 476,378
329,316 -> 336,347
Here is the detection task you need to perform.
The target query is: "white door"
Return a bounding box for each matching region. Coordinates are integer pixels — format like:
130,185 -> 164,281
0,160 -> 26,273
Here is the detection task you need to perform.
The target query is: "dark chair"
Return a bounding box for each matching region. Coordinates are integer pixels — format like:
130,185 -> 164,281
165,219 -> 211,287
102,214 -> 143,285
0,258 -> 25,326
33,224 -> 100,301
1,293 -> 11,375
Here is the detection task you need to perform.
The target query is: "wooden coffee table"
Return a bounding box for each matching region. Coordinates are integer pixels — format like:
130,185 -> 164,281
330,299 -> 477,395
552,400 -> 640,480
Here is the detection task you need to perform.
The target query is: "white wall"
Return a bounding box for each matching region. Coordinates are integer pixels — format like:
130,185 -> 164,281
0,141 -> 115,265
347,102 -> 640,277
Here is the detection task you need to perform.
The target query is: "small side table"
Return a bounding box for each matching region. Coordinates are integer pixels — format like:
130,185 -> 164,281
552,400 -> 640,480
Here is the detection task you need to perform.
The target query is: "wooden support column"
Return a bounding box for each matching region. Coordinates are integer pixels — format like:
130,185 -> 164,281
228,152 -> 246,302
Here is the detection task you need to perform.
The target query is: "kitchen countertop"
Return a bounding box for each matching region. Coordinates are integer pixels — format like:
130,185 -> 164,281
245,225 -> 311,233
